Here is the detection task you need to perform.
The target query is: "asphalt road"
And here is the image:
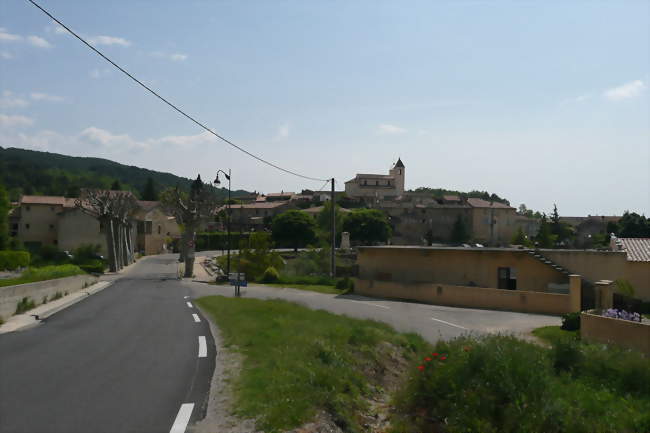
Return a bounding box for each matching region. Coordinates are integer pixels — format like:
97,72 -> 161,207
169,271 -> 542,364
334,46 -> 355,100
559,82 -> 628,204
189,252 -> 560,343
0,255 -> 214,433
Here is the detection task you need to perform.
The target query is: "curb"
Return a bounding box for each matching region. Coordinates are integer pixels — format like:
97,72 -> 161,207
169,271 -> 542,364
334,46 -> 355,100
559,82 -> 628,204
0,280 -> 113,334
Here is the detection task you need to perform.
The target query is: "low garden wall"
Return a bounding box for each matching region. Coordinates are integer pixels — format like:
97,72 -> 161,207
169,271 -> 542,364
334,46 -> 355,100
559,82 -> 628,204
0,274 -> 98,319
354,278 -> 581,315
581,311 -> 650,356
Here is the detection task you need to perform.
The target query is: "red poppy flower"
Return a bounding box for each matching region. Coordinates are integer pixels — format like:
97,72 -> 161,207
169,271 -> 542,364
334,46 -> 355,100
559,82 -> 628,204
424,357 -> 432,362
432,352 -> 438,357
440,356 -> 447,361
417,365 -> 425,371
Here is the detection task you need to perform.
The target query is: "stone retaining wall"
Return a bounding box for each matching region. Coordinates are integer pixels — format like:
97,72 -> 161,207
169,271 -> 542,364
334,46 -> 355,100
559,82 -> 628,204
581,311 -> 650,356
0,274 -> 98,320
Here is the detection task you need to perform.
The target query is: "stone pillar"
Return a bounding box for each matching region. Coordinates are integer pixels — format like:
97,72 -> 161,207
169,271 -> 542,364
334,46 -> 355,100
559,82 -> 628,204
595,280 -> 614,310
341,232 -> 351,250
569,275 -> 582,312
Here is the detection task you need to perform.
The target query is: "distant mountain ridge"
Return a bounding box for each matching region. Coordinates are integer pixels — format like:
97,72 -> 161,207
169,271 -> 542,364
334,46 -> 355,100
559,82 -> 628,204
0,147 -> 250,201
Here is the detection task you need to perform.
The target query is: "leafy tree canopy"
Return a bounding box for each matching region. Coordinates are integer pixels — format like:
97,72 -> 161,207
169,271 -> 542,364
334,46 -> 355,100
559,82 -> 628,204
341,209 -> 391,245
141,177 -> 158,201
612,211 -> 650,238
0,183 -> 9,250
272,210 -> 317,251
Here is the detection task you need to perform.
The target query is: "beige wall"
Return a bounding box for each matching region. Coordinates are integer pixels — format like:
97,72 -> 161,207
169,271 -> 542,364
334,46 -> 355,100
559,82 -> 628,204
542,249 -> 650,301
354,278 -> 580,315
17,204 -> 61,247
135,208 -> 181,255
58,209 -> 108,255
581,311 -> 650,355
358,247 -> 567,292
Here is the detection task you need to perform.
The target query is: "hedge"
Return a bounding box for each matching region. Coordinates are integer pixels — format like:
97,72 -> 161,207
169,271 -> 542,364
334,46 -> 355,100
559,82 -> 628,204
196,232 -> 251,251
0,250 -> 31,271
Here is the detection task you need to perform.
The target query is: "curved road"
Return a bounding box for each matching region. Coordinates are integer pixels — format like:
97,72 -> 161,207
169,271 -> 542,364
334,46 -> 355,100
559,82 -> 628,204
0,255 -> 214,433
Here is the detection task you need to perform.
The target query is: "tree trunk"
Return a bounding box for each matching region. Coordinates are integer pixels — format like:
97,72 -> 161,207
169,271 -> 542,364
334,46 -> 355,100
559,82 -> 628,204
125,224 -> 134,264
183,225 -> 195,278
120,223 -> 128,267
106,218 -> 117,272
114,219 -> 123,271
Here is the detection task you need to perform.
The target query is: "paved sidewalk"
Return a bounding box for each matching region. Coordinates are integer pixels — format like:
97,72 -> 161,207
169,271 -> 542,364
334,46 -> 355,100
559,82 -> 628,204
0,280 -> 112,334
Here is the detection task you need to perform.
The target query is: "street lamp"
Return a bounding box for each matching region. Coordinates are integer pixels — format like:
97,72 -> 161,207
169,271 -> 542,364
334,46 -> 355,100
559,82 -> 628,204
214,169 -> 231,277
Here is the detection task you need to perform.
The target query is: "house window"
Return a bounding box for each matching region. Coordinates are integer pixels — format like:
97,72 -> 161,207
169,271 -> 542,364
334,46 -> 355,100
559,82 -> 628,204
498,267 -> 517,290
158,225 -> 161,235
25,223 -> 30,229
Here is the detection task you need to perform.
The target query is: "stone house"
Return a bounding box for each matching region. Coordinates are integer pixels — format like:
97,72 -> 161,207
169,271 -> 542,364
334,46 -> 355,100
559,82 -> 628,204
11,195 -> 179,256
345,158 -> 405,200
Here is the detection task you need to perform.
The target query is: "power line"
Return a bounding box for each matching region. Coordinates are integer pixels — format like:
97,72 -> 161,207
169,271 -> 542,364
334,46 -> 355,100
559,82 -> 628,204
25,0 -> 329,183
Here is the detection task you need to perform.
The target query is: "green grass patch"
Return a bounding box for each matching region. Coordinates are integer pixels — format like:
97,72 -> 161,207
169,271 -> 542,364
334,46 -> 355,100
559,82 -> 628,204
0,264 -> 85,287
256,282 -> 344,295
15,297 -> 36,314
391,334 -> 650,433
532,325 -> 579,345
195,296 -> 429,433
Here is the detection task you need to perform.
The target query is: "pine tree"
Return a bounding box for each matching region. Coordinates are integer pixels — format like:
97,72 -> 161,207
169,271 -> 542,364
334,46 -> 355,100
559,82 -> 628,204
110,180 -> 122,191
535,214 -> 555,248
451,215 -> 470,244
142,177 -> 158,201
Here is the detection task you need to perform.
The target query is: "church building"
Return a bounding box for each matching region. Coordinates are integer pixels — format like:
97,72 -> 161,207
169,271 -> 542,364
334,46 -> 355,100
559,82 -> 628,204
344,158 -> 405,200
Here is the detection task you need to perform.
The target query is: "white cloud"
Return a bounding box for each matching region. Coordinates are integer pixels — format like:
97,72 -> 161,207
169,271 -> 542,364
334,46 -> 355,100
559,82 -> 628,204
0,28 -> 22,43
603,80 -> 647,101
378,123 -> 406,134
274,123 -> 290,141
88,35 -> 131,47
0,114 -> 34,128
26,35 -> 52,48
0,91 -> 29,109
151,51 -> 188,62
30,92 -> 64,102
0,51 -> 13,59
560,93 -> 591,106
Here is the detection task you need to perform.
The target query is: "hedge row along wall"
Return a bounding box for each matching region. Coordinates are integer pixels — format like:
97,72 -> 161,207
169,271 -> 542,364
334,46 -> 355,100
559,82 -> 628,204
0,251 -> 30,271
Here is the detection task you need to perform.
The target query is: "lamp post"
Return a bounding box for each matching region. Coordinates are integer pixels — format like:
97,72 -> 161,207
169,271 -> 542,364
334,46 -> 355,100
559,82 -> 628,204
214,169 -> 231,277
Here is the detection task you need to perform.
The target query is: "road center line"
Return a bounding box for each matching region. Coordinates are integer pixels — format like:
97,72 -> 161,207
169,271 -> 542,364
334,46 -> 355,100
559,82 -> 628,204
430,316 -> 467,330
186,301 -> 193,308
192,313 -> 200,323
198,336 -> 207,358
361,301 -> 390,310
169,403 -> 194,433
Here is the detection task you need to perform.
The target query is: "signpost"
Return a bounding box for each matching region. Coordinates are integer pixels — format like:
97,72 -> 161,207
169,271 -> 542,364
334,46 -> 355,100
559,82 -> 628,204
229,272 -> 246,297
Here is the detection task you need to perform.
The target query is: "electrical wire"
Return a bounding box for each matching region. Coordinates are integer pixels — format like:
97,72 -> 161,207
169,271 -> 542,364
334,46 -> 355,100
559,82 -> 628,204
25,0 -> 329,182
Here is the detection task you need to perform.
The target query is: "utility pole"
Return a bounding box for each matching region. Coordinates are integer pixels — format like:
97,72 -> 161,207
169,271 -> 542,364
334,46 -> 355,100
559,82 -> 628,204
330,177 -> 336,278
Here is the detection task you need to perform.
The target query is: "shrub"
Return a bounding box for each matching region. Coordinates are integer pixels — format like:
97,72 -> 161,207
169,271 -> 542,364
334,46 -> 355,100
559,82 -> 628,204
15,297 -> 36,314
72,244 -> 102,264
335,276 -> 354,291
561,312 -> 581,330
261,266 -> 280,283
0,264 -> 85,287
0,250 -> 30,270
79,260 -> 105,274
551,338 -> 583,373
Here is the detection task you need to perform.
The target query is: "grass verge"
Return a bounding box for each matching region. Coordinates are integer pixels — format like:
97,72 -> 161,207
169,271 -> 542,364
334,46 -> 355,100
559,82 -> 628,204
532,325 -> 579,345
255,282 -> 344,295
0,265 -> 86,288
195,296 -> 429,433
391,334 -> 650,433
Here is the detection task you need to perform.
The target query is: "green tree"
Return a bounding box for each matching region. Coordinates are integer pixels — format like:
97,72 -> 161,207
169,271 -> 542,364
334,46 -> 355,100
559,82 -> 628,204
272,210 -> 317,251
617,211 -> 650,237
450,215 -> 470,244
535,214 -> 555,248
0,183 -> 9,250
316,201 -> 344,246
549,204 -> 573,246
341,209 -> 391,245
141,177 -> 158,201
110,180 -> 122,191
237,232 -> 283,280
511,227 -> 532,247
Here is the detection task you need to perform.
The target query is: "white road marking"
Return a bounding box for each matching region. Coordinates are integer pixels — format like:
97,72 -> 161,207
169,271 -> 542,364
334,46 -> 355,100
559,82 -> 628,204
183,296 -> 189,299
431,316 -> 467,330
186,302 -> 193,308
361,301 -> 390,310
198,336 -> 207,358
169,403 -> 194,433
192,313 -> 200,323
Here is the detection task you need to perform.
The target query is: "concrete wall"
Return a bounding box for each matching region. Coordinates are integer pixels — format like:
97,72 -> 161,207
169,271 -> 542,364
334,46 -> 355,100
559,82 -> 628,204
542,249 -> 650,301
581,311 -> 650,356
0,274 -> 98,319
358,247 -> 567,292
17,203 -> 61,247
355,277 -> 581,315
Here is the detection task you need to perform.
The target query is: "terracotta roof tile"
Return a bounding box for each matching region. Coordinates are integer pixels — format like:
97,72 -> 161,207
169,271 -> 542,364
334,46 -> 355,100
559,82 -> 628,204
616,238 -> 650,262
20,195 -> 66,206
467,198 -> 513,209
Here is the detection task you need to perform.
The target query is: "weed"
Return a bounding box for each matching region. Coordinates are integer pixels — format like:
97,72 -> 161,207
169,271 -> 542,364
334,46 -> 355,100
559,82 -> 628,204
15,297 -> 36,315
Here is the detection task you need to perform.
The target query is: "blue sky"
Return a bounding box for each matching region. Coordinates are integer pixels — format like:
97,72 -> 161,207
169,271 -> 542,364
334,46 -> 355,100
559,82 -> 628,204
1,0 -> 648,215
